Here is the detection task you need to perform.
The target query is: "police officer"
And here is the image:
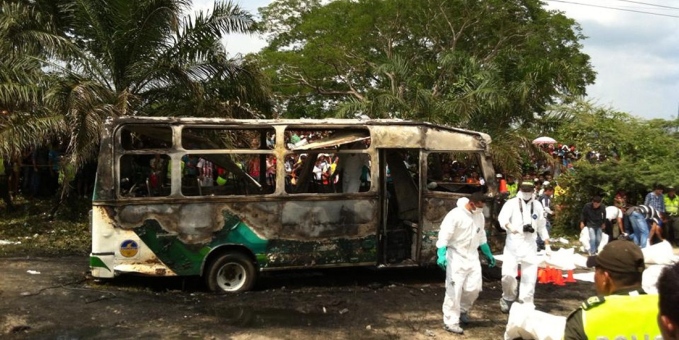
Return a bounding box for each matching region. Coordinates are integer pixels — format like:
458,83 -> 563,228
563,240 -> 662,339
505,174 -> 518,199
663,186 -> 679,245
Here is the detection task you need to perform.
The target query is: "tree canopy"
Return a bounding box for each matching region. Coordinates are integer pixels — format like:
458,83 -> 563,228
257,0 -> 596,172
537,100 -> 679,232
0,0 -> 272,167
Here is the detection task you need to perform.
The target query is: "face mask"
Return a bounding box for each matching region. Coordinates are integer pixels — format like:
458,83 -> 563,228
520,192 -> 533,201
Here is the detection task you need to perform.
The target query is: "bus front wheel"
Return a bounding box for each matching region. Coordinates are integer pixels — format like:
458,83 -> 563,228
206,252 -> 257,293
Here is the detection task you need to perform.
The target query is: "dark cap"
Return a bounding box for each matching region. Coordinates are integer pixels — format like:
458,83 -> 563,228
586,240 -> 645,274
520,179 -> 535,188
469,191 -> 487,203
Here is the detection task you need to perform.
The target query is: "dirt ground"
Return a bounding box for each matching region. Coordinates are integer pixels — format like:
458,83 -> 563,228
0,256 -> 593,340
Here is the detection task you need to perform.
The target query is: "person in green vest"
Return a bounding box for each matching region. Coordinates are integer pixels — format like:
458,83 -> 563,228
663,186 -> 679,246
563,240 -> 662,339
505,174 -> 518,198
657,261 -> 679,340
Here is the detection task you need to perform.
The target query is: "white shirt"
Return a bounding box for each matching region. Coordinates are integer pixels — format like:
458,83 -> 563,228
606,206 -> 623,220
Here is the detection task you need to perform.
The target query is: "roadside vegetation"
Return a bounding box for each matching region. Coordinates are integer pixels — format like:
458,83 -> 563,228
1,0 -> 678,250
0,197 -> 89,257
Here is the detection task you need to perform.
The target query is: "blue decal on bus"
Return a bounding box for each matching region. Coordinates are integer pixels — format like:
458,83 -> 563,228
120,240 -> 139,257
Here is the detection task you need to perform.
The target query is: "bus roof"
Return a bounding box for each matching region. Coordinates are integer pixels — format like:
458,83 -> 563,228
109,116 -> 492,151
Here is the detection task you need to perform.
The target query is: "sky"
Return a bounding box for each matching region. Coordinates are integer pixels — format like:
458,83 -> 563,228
193,0 -> 679,120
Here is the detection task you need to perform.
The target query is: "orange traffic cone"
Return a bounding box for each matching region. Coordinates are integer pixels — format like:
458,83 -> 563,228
565,270 -> 576,283
544,267 -> 554,283
553,270 -> 565,286
537,268 -> 547,284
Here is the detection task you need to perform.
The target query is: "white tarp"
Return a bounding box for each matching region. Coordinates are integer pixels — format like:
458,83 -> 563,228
504,302 -> 566,340
494,248 -> 589,272
641,240 -> 676,265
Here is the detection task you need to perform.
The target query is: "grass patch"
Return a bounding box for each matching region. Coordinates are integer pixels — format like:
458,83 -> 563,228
0,196 -> 91,257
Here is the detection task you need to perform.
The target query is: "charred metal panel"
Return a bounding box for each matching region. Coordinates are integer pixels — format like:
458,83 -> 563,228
420,196 -> 459,264
99,198 -> 379,272
369,126 -> 424,149
94,120 -> 116,201
280,199 -> 377,238
116,203 -> 229,244
265,236 -> 377,268
424,128 -> 488,151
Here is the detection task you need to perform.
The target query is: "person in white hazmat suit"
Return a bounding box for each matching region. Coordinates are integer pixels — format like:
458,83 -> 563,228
498,181 -> 550,313
436,192 -> 496,334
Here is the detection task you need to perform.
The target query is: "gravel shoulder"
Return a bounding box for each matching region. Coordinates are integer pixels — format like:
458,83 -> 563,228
0,256 -> 592,339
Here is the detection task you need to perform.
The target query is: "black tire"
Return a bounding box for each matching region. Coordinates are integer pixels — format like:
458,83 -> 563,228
206,252 -> 257,293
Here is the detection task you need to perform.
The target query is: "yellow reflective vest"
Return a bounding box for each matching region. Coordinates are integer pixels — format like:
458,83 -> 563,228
582,294 -> 662,340
664,195 -> 679,215
506,182 -> 518,198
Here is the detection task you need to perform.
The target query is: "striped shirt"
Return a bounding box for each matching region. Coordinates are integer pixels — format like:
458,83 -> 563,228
632,205 -> 662,224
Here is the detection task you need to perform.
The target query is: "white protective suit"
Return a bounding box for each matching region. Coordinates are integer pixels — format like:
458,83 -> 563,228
435,197 -> 487,328
497,195 -> 548,305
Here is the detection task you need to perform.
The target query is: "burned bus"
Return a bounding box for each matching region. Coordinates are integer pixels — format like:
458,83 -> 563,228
89,117 -> 497,292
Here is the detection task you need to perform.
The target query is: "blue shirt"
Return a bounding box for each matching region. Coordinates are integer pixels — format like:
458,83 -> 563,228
644,192 -> 665,213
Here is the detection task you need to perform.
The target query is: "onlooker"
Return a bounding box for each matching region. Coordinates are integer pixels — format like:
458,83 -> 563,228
0,156 -> 15,212
657,261 -> 679,340
580,196 -> 606,255
563,241 -> 661,339
505,175 -> 518,199
604,204 -> 625,239
536,185 -> 554,250
644,184 -> 665,215
47,143 -> 62,194
614,189 -> 627,209
663,186 -> 679,245
626,205 -> 663,248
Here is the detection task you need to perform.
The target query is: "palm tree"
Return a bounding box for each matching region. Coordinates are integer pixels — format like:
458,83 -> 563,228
0,0 -> 272,169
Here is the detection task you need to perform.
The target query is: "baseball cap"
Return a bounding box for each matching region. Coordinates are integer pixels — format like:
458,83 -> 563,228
519,181 -> 535,191
586,240 -> 645,274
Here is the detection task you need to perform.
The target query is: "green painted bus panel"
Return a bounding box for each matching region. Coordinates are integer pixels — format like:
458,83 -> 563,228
135,212 -> 269,276
134,209 -> 377,274
263,235 -> 378,268
89,256 -> 111,272
136,221 -> 209,276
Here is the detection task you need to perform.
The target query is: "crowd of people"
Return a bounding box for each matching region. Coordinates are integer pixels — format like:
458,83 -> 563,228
579,184 -> 679,255
435,140 -> 678,337
0,143 -> 96,210
437,180 -> 679,338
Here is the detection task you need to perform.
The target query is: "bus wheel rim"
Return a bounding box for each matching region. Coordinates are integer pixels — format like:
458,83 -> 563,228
216,262 -> 247,291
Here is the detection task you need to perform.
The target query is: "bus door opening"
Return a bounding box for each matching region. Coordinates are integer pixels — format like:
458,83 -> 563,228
380,149 -> 420,265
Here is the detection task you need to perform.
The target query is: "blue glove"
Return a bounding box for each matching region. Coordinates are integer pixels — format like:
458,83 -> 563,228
436,247 -> 447,270
480,243 -> 495,267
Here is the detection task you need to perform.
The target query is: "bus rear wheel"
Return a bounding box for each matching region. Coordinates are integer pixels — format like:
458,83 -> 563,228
206,252 -> 257,293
